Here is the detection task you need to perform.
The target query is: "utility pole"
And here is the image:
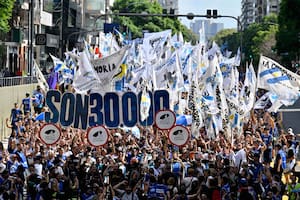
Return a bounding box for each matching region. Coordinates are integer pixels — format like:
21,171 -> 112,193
29,0 -> 34,76
59,0 -> 64,59
107,12 -> 242,56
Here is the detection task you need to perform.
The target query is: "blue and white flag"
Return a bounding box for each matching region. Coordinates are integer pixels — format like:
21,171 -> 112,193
257,55 -> 300,111
200,82 -> 219,115
254,92 -> 272,110
140,88 -> 151,122
49,54 -> 67,73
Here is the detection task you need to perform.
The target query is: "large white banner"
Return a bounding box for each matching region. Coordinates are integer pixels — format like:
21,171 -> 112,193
91,47 -> 127,90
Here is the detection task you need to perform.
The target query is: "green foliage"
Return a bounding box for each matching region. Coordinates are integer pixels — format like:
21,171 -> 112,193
276,0 -> 300,68
212,15 -> 279,67
0,0 -> 15,33
111,0 -> 198,43
211,29 -> 240,53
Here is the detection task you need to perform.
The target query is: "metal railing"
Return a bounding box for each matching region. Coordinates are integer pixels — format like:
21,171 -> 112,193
0,75 -> 50,87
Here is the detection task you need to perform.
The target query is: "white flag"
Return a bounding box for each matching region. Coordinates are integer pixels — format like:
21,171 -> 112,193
240,62 -> 257,114
142,29 -> 172,63
254,92 -> 272,110
91,47 -> 127,92
154,51 -> 184,90
72,51 -> 101,94
257,55 -> 300,109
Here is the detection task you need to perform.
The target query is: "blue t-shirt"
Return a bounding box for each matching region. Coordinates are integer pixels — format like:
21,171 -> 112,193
22,97 -> 31,112
261,134 -> 272,147
11,108 -> 22,122
172,162 -> 181,174
35,93 -> 44,108
147,183 -> 169,200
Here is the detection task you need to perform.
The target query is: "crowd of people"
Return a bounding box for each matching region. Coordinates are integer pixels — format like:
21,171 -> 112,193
0,85 -> 299,200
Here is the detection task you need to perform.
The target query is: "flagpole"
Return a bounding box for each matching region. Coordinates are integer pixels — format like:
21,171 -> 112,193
253,54 -> 262,109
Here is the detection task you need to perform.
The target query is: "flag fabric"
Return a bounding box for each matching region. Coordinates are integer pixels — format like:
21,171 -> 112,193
90,47 -> 127,92
49,54 -> 67,73
47,70 -> 58,89
227,66 -> 240,106
72,51 -> 101,93
200,82 -> 219,115
140,88 -> 151,122
142,29 -> 172,64
33,60 -> 49,92
154,51 -> 184,90
257,55 -> 300,111
254,92 -> 272,110
114,27 -> 125,44
188,81 -> 203,138
240,62 -> 257,114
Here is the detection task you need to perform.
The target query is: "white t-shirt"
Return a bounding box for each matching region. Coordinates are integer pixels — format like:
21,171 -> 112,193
234,148 -> 247,168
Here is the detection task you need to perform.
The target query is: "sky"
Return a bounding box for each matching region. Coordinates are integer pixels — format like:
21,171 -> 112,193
178,0 -> 242,29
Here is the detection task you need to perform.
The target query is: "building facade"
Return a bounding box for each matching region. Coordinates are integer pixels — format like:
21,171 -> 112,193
241,0 -> 280,29
1,0 -> 112,76
157,0 -> 179,14
190,19 -> 224,42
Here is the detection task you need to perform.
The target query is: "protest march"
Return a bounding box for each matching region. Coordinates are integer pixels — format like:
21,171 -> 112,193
1,29 -> 300,200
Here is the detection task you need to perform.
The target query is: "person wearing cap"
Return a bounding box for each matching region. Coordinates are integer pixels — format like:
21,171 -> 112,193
286,128 -> 297,154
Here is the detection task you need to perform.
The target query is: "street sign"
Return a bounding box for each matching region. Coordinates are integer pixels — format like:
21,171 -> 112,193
168,125 -> 190,146
35,34 -> 47,45
87,125 -> 109,147
39,123 -> 61,145
155,110 -> 176,130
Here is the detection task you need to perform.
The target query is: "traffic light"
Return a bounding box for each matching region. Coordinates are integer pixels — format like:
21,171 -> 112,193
212,10 -> 218,18
206,9 -> 218,19
206,10 -> 212,18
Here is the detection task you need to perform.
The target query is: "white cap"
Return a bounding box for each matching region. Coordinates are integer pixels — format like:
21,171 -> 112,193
114,132 -> 122,138
288,128 -> 295,136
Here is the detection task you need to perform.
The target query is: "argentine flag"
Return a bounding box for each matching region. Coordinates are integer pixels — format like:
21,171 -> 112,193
257,55 -> 300,111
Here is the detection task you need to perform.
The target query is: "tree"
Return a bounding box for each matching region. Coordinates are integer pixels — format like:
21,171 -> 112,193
276,0 -> 300,70
111,0 -> 198,43
0,0 -> 15,33
210,28 -> 240,54
212,14 -> 279,67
